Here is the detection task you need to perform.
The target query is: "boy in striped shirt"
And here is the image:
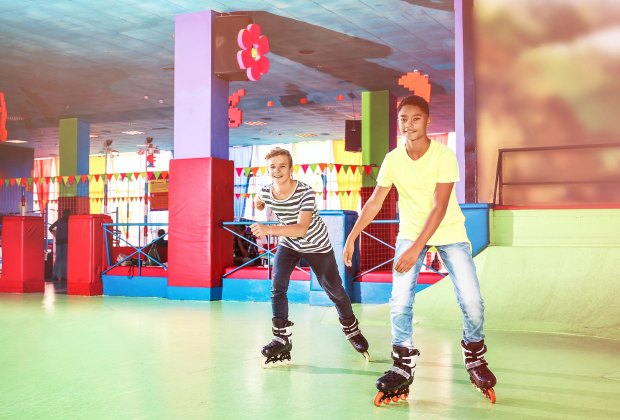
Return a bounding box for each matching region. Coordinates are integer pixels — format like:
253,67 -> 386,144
251,147 -> 369,367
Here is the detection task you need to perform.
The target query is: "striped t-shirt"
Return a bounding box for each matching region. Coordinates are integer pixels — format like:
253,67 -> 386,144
259,181 -> 332,253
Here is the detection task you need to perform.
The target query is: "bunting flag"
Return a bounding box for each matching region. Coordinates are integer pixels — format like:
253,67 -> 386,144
235,167 -> 243,177
334,164 -> 342,173
300,164 -> 309,174
318,163 -> 327,173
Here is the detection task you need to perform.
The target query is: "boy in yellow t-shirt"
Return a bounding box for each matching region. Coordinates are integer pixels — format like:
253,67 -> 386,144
344,96 -> 496,405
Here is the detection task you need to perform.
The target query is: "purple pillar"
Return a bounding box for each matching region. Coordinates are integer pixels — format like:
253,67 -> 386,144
454,0 -> 477,203
174,10 -> 229,159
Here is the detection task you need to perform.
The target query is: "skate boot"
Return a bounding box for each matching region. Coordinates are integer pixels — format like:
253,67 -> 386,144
461,340 -> 497,403
340,315 -> 370,361
260,318 -> 293,368
373,345 -> 420,406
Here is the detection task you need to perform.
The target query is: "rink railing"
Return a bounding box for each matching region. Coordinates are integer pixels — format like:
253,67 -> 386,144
220,221 -> 310,279
102,222 -> 168,276
353,219 -> 447,280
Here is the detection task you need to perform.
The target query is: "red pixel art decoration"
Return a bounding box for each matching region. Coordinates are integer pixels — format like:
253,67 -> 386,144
229,88 -> 246,128
237,24 -> 270,81
398,71 -> 432,102
0,92 -> 7,142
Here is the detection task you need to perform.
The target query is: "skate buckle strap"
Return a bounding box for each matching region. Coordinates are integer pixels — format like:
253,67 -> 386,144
345,330 -> 361,339
388,366 -> 411,380
465,359 -> 486,369
273,336 -> 287,346
272,326 -> 292,336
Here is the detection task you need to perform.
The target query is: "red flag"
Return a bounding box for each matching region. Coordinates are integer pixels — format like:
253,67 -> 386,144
235,167 -> 243,177
334,164 -> 343,173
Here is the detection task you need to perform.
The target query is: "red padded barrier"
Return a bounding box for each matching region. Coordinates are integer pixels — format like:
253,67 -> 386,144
168,157 -> 234,288
67,214 -> 112,295
0,216 -> 44,293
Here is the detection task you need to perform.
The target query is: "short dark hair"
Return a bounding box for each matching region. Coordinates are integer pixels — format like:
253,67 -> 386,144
397,95 -> 430,115
158,229 -> 165,236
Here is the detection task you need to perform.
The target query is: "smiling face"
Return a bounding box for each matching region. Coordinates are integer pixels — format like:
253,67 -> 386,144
267,154 -> 293,186
398,104 -> 431,143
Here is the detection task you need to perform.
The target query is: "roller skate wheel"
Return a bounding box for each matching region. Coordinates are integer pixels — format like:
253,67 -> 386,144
400,393 -> 408,400
484,388 -> 496,404
373,392 -> 384,407
362,351 -> 370,362
391,396 -> 399,402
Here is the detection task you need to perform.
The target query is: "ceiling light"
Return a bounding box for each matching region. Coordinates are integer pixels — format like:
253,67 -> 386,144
122,131 -> 145,135
295,133 -> 317,138
244,121 -> 268,126
7,116 -> 24,121
89,135 -> 99,138
6,139 -> 28,143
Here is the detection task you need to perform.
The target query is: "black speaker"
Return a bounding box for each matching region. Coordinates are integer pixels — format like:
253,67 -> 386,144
213,15 -> 253,81
345,120 -> 362,152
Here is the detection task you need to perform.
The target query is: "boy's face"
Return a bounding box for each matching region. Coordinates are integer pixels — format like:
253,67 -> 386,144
398,105 -> 431,142
267,154 -> 292,185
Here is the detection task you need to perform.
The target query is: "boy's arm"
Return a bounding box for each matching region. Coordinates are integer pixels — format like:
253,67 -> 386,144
343,185 -> 391,267
251,211 -> 311,238
393,182 -> 453,273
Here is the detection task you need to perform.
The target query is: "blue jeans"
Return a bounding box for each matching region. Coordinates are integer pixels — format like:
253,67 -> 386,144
390,240 -> 485,348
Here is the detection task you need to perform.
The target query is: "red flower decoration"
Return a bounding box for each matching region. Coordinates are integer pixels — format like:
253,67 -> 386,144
237,24 -> 270,81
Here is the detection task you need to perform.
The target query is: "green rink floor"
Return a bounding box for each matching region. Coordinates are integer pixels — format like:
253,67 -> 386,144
1,284 -> 619,420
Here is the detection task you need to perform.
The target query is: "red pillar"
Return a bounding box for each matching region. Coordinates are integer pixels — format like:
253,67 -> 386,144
167,158 -> 233,300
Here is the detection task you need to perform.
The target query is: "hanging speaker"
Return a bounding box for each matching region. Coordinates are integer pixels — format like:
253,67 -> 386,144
213,15 -> 253,81
345,120 -> 362,152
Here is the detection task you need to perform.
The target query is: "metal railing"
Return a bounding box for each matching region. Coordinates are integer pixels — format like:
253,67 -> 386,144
102,222 -> 168,276
220,221 -> 310,279
353,219 -> 447,280
493,143 -> 620,206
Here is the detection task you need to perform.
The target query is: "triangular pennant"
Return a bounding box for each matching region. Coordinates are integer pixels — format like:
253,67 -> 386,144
120,173 -> 126,181
106,174 -> 114,181
301,164 -> 310,174
343,164 -> 350,174
250,167 -> 259,176
45,176 -> 51,184
259,167 -> 267,175
293,164 -> 300,173
139,197 -> 143,202
62,176 -> 70,185
317,191 -> 322,196
243,167 -> 251,177
154,171 -> 161,179
68,175 -> 76,184
346,190 -> 352,196
133,172 -> 140,180
147,172 -> 154,180
10,178 -> 16,186
235,193 -> 241,199
27,177 -> 33,186
334,164 -> 342,173
235,167 -> 243,177
161,171 -> 168,179
309,163 -> 318,173
81,175 -> 88,183
327,163 -> 334,172
94,174 -> 100,182
318,163 -> 327,173
364,165 -> 372,176
350,165 -> 358,174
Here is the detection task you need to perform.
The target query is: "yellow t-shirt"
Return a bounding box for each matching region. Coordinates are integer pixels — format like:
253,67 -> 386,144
376,140 -> 469,245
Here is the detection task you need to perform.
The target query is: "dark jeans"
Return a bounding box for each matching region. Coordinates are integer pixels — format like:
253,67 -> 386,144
271,245 -> 354,321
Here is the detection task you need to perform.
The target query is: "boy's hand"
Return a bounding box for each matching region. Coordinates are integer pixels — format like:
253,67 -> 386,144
250,223 -> 270,238
394,247 -> 422,273
255,198 -> 266,211
343,238 -> 355,267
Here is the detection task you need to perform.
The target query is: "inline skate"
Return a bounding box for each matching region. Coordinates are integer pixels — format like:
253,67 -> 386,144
373,345 -> 420,406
